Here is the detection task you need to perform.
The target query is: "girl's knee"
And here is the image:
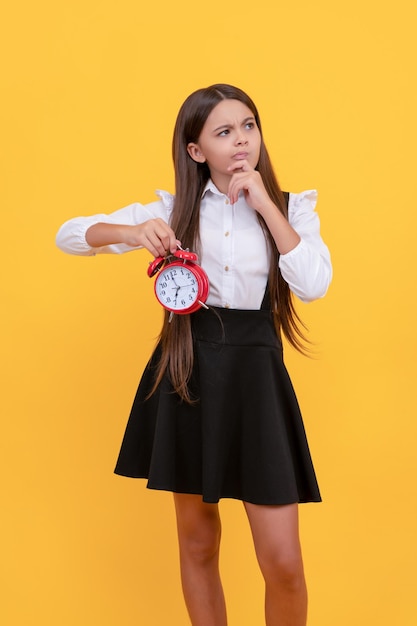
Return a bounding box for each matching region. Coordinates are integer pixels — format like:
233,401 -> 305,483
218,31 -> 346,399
180,523 -> 222,564
258,550 -> 305,590
175,496 -> 222,564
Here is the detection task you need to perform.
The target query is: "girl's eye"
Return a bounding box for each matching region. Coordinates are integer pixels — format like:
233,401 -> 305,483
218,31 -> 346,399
245,122 -> 254,130
218,129 -> 229,136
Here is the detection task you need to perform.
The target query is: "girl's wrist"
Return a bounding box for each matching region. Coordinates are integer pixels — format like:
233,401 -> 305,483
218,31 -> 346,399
117,224 -> 133,244
256,199 -> 280,219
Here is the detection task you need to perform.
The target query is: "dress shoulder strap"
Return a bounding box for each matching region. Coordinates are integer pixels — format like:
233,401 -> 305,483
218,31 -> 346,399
260,191 -> 289,311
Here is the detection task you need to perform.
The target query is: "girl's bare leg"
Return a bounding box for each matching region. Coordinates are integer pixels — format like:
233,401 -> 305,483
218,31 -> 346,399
174,493 -> 227,626
244,502 -> 307,626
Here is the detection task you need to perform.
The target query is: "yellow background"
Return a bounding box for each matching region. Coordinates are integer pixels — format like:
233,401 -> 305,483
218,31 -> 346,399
1,1 -> 416,624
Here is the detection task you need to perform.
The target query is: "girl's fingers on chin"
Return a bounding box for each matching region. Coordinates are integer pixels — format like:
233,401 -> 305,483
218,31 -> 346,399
228,160 -> 250,172
228,184 -> 240,203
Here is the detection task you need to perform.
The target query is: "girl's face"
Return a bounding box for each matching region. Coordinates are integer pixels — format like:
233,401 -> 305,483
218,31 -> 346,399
187,99 -> 261,193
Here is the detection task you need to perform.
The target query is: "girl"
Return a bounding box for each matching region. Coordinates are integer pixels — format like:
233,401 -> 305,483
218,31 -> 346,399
56,84 -> 332,626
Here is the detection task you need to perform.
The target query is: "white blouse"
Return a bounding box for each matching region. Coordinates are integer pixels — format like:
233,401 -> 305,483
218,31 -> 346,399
56,181 -> 332,309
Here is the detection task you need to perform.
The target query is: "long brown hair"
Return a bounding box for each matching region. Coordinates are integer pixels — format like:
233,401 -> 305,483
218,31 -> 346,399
151,84 -> 308,402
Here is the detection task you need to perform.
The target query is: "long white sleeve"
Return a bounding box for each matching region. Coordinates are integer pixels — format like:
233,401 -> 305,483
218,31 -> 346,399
279,190 -> 332,302
55,195 -> 171,256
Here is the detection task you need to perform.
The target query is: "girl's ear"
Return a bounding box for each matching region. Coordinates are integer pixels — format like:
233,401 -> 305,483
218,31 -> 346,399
187,143 -> 206,163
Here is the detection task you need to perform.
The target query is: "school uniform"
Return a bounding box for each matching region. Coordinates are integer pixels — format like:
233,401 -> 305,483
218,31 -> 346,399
56,181 -> 332,504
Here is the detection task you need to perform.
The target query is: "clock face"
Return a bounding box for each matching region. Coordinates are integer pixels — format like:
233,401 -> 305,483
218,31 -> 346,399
155,264 -> 200,311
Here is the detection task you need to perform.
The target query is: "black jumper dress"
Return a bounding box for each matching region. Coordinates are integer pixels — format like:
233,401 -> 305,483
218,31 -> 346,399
114,301 -> 321,505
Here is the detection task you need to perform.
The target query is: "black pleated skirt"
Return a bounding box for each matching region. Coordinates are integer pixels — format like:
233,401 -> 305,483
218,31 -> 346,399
114,306 -> 321,505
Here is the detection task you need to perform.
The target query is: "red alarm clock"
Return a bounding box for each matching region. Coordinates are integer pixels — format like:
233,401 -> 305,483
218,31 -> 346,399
147,247 -> 209,315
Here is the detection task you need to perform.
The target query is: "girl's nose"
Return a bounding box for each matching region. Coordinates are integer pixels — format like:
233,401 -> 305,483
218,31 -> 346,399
236,133 -> 248,145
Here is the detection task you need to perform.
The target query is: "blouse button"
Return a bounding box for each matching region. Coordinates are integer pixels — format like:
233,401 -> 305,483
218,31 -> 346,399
224,265 -> 229,271
224,231 -> 230,237
225,199 -> 229,205
225,303 -> 230,309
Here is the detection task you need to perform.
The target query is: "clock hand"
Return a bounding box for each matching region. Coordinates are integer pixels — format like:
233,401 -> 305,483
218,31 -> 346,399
171,284 -> 181,305
169,271 -> 179,287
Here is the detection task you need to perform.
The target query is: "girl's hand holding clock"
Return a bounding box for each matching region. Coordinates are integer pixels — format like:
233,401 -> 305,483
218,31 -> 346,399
123,218 -> 180,257
85,218 -> 180,258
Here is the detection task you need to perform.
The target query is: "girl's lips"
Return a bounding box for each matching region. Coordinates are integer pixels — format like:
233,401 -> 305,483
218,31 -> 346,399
233,152 -> 248,160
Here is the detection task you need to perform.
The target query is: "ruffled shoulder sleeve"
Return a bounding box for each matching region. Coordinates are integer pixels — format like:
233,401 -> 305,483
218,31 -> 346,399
155,189 -> 175,220
288,189 -> 318,228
